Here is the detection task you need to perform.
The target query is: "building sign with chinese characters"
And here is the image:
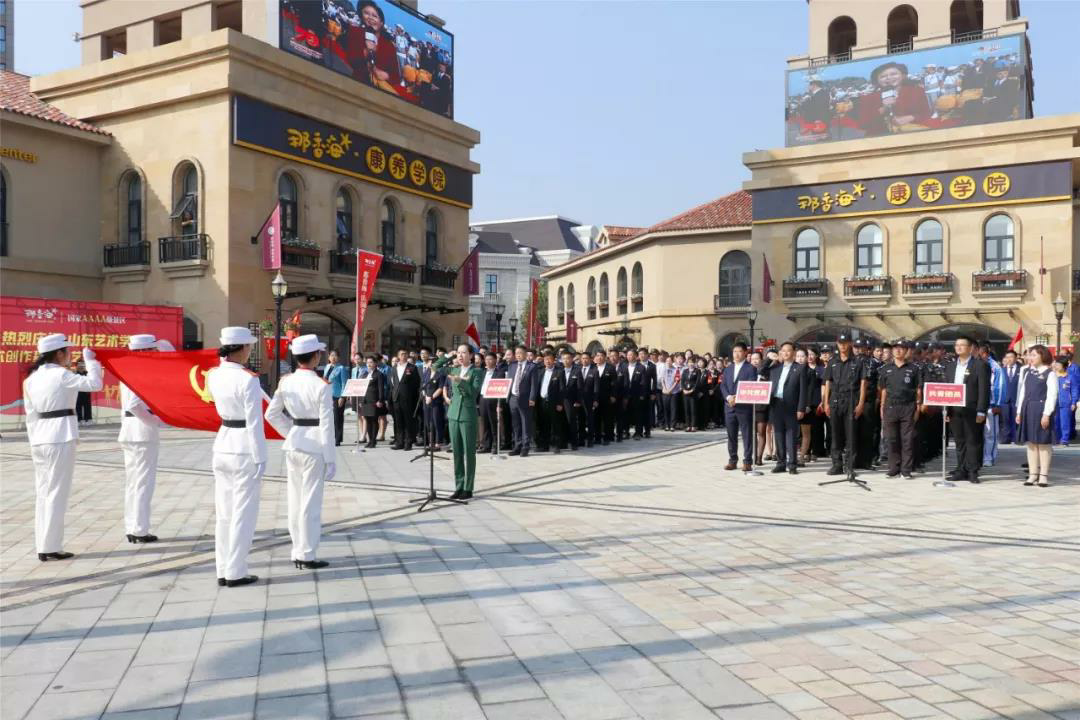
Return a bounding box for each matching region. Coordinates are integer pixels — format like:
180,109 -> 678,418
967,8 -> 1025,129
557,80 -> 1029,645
752,161 -> 1070,224
232,95 -> 473,208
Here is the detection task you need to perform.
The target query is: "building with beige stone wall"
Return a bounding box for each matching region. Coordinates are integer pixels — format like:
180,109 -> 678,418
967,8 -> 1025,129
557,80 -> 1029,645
3,0 -> 478,364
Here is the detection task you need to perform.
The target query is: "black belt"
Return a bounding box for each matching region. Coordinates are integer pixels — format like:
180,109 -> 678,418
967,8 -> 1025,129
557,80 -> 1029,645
221,419 -> 246,428
39,409 -> 75,419
293,418 -> 320,426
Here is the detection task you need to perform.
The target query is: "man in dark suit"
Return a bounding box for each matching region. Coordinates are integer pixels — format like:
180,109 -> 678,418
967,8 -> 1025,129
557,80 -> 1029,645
533,350 -> 564,452
721,342 -> 758,471
389,349 -> 420,450
643,350 -> 659,437
944,335 -> 991,483
620,349 -> 649,439
589,349 -> 618,445
419,349 -> 447,449
506,346 -> 538,457
578,353 -> 596,447
767,341 -> 808,474
1000,349 -> 1020,444
559,350 -> 585,450
478,351 -> 507,453
609,349 -> 629,440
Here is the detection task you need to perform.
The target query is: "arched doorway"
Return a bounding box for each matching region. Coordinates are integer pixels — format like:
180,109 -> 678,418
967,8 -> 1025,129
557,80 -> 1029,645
298,311 -> 352,363
794,325 -> 880,347
381,318 -> 437,356
716,332 -> 749,359
916,323 -> 1011,358
585,340 -> 605,356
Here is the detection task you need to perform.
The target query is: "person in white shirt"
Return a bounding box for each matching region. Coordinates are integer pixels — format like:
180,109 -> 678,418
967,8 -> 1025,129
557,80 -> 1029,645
266,334 -> 336,570
23,334 -> 103,561
207,327 -> 266,588
118,334 -> 167,544
1016,345 -> 1059,487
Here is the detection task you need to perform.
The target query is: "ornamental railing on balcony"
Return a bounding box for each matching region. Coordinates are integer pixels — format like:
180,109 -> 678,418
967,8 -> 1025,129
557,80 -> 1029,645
328,250 -> 357,275
713,289 -> 750,310
843,276 -> 892,296
378,261 -> 415,284
902,272 -> 953,294
104,241 -> 150,267
808,50 -> 852,67
158,234 -> 208,263
972,268 -> 1027,291
420,265 -> 456,289
952,28 -> 995,44
281,243 -> 320,271
782,277 -> 828,298
888,39 -> 913,54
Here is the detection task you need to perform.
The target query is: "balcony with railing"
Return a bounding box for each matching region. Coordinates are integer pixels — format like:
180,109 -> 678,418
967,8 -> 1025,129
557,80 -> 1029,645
616,295 -> 628,314
1073,269 -> 1080,294
888,39 -> 913,54
972,268 -> 1027,303
952,28 -> 996,44
281,241 -> 320,271
843,275 -> 892,308
158,234 -> 210,278
782,276 -> 828,309
328,249 -> 357,276
378,256 -> 416,284
102,240 -> 151,283
901,272 -> 954,305
420,264 -> 457,290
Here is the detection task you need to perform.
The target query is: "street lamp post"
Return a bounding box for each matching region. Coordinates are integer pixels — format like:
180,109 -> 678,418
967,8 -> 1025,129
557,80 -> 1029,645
271,271 -> 288,390
494,301 -> 505,352
1053,292 -> 1066,354
746,308 -> 758,352
509,313 -> 518,348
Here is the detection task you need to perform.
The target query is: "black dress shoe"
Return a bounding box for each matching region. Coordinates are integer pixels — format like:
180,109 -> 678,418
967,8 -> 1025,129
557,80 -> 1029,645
788,468 -> 798,475
969,476 -> 981,484
602,440 -> 610,446
127,534 -> 159,544
294,560 -> 329,570
771,465 -> 786,474
461,491 -> 473,499
508,448 -> 521,456
553,448 -> 561,454
520,449 -> 529,457
391,444 -> 403,450
826,466 -> 844,476
37,551 -> 75,562
218,578 -> 226,586
225,575 -> 259,587
885,471 -> 900,478
450,489 -> 464,499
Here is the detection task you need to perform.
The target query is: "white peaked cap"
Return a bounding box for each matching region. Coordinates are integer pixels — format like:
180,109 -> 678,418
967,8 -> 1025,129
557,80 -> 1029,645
156,339 -> 176,351
128,334 -> 158,350
37,333 -> 73,354
219,326 -> 258,346
290,334 -> 326,356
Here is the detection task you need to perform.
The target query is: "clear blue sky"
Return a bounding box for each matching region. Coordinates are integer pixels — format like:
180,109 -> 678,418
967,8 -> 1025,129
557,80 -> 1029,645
14,0 -> 1080,227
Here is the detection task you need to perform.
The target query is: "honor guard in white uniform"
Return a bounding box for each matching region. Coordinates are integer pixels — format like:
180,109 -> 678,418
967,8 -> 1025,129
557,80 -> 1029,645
118,334 -> 166,544
207,326 -> 266,588
265,334 -> 337,570
23,334 -> 103,561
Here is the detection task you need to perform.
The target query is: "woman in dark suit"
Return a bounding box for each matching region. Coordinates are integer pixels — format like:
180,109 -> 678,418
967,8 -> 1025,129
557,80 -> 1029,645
681,357 -> 702,432
359,355 -> 387,448
800,347 -> 823,464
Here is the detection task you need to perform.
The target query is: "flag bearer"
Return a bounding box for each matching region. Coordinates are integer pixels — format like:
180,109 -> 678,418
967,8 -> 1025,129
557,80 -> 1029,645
118,334 -> 166,544
23,334 -> 103,561
207,327 -> 265,588
265,334 -> 336,570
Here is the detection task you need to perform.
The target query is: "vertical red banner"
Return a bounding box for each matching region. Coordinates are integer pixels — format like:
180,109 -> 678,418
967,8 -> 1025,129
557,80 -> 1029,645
461,247 -> 480,296
352,250 -> 383,354
527,278 -> 539,347
566,314 -> 578,344
259,205 -> 282,270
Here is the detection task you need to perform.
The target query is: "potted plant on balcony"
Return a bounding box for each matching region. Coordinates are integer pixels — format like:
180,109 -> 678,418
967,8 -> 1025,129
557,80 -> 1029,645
383,254 -> 417,271
280,237 -> 320,256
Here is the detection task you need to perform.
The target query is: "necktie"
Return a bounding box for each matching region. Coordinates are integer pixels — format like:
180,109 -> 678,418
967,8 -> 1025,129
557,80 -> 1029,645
512,363 -> 524,395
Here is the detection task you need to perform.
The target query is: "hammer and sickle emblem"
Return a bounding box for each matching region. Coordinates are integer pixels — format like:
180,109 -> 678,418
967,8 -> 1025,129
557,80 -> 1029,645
189,366 -> 214,403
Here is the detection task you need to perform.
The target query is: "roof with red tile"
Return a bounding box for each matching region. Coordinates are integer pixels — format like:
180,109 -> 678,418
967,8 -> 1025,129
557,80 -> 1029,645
641,190 -> 752,235
603,225 -> 645,245
0,71 -> 110,136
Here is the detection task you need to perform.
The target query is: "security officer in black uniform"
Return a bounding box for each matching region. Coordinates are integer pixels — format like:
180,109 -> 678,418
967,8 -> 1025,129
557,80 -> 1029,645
918,342 -> 947,467
854,338 -> 882,470
880,339 -> 922,478
822,334 -> 867,477
818,343 -> 834,456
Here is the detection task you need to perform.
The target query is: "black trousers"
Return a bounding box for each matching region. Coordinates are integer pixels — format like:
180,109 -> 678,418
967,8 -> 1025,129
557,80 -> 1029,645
333,398 -> 346,445
883,402 -> 917,475
855,395 -> 879,468
536,399 -> 562,450
480,399 -> 508,451
624,397 -> 644,437
770,403 -> 799,469
562,403 -> 583,448
725,410 -> 752,463
593,398 -> 616,442
423,400 -> 446,445
829,398 -> 855,472
392,398 -> 415,449
662,393 -> 679,429
645,395 -> 655,435
509,394 -> 534,451
949,407 -> 985,478
364,414 -> 379,447
683,392 -> 697,428
76,392 -> 93,422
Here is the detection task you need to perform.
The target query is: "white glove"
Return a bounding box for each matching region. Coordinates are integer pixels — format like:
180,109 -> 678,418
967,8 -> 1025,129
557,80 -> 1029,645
82,347 -> 96,361
324,462 -> 337,482
254,462 -> 266,479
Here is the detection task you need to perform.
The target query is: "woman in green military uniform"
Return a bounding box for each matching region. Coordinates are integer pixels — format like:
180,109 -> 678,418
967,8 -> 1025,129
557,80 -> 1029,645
435,345 -> 482,499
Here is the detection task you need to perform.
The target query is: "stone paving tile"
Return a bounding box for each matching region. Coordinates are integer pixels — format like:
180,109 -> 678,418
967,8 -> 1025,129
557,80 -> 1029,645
107,661 -> 193,714
619,683 -> 717,720
480,698 -> 565,720
326,665 -> 403,717
24,688 -> 113,720
461,656 -> 547,704
178,677 -> 257,720
254,692 -> 329,720
535,668 -> 638,720
402,681 -> 487,720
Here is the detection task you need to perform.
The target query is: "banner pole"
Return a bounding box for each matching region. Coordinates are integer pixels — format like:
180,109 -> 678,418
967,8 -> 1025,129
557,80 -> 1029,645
747,402 -> 762,477
494,403 -> 505,460
934,406 -> 955,487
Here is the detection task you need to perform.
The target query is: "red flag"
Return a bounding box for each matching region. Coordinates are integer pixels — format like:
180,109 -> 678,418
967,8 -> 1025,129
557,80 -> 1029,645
465,322 -> 482,351
258,205 -> 282,270
566,314 -> 578,344
762,253 -> 773,303
460,246 -> 480,296
352,250 -> 383,355
97,349 -> 283,439
1007,325 -> 1024,351
527,279 -> 539,346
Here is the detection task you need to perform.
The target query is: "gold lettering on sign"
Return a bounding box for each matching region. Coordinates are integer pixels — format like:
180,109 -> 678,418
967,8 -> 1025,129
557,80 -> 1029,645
0,147 -> 38,163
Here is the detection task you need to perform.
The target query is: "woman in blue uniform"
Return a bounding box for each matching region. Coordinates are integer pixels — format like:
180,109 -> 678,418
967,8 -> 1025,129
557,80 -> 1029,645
1016,345 -> 1058,487
1052,357 -> 1075,445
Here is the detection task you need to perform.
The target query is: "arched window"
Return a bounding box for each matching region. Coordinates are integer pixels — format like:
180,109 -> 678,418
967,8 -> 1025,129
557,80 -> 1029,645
425,210 -> 439,265
557,286 -> 566,323
301,311 -> 353,363
716,332 -> 749,360
182,316 -> 202,350
827,16 -> 856,59
170,163 -> 199,236
794,228 -> 821,279
631,262 -> 643,312
855,224 -> 884,277
124,172 -> 142,245
718,250 -> 751,306
381,199 -> 398,256
1,171 -> 8,256
983,214 -> 1014,271
335,188 -> 353,251
585,340 -> 605,357
950,0 -> 983,38
616,267 -> 628,312
567,283 -> 576,318
380,318 -> 437,356
587,277 -> 597,320
599,273 -> 610,317
278,173 -> 298,239
887,5 -> 918,50
1006,0 -> 1020,21
914,219 -> 943,274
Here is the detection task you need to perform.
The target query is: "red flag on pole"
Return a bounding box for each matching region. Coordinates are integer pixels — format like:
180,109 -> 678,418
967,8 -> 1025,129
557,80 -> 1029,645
352,250 -> 383,355
96,349 -> 283,439
465,322 -> 482,351
258,205 -> 282,270
762,253 -> 773,303
527,278 -> 539,347
460,246 -> 480,296
566,315 -> 578,344
1007,325 -> 1024,351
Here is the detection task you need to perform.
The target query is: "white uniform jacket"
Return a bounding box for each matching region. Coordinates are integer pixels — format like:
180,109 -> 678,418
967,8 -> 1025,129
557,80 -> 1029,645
23,361 -> 104,445
207,361 -> 268,463
118,382 -> 163,443
265,369 -> 336,464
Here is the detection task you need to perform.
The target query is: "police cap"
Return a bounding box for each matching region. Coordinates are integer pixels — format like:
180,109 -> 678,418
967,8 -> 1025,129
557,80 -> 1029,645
836,333 -> 852,344
820,344 -> 834,354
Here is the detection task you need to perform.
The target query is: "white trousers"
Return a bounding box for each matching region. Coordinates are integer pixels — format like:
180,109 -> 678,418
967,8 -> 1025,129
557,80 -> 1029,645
284,450 -> 325,561
212,452 -> 262,580
121,441 -> 159,535
32,441 -> 77,554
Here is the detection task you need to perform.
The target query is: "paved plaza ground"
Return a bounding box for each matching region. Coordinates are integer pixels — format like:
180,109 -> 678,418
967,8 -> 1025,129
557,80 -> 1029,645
1,420 -> 1078,720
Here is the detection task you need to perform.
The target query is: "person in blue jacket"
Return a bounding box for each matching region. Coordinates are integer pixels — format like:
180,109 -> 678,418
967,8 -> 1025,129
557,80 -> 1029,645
1053,356 -> 1077,444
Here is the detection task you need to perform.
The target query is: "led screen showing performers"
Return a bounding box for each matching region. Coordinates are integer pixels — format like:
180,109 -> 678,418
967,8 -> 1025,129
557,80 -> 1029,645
785,35 -> 1029,146
280,0 -> 454,119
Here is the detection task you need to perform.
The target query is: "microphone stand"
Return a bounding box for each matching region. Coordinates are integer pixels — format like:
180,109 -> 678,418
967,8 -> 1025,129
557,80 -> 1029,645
410,385 -> 466,512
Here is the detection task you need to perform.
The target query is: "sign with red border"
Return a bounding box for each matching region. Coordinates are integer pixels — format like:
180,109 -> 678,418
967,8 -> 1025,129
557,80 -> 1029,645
924,382 -> 966,407
734,380 -> 772,405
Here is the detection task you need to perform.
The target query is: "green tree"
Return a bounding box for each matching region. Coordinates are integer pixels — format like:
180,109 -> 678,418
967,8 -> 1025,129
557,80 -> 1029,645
518,279 -> 548,344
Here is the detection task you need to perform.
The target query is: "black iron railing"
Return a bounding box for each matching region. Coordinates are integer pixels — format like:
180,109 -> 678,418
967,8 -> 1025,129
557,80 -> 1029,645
328,250 -> 357,275
158,234 -> 208,263
379,262 -> 415,284
952,28 -> 995,44
843,276 -> 892,296
973,269 -> 1026,291
420,265 -> 456,289
713,291 -> 750,310
809,50 -> 852,67
282,244 -> 320,271
782,277 -> 827,298
903,273 -> 953,294
103,241 -> 150,267
888,39 -> 913,54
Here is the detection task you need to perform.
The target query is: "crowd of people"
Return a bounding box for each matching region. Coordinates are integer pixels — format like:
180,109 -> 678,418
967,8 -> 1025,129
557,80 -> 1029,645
20,328 -> 1076,587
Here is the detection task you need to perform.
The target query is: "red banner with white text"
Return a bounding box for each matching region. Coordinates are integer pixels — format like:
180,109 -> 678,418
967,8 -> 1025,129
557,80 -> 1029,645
0,296 -> 182,415
352,250 -> 383,355
527,279 -> 539,347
